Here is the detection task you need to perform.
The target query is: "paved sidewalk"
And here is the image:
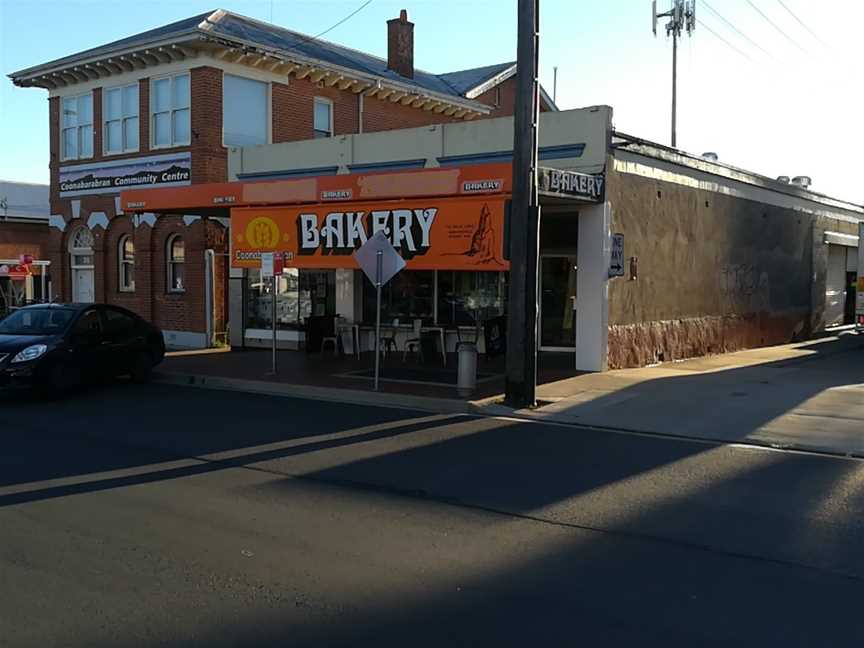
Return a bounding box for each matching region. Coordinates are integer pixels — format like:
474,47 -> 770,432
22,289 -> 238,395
519,333 -> 864,456
158,333 -> 864,456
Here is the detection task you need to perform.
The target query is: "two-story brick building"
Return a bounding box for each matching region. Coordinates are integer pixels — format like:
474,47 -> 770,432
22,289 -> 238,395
10,8 -> 553,348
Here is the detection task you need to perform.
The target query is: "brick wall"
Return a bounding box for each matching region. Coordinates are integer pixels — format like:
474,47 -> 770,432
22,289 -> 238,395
0,221 -> 49,261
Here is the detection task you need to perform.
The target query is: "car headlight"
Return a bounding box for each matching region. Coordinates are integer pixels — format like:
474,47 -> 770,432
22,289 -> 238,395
11,344 -> 48,363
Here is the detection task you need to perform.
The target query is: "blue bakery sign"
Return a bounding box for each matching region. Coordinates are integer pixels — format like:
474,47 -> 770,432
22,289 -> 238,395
58,152 -> 191,197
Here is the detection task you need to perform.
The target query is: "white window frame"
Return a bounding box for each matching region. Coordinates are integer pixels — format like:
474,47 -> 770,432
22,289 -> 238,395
313,97 -> 334,139
103,83 -> 140,156
150,73 -> 191,150
166,234 -> 185,294
118,234 -> 135,292
222,73 -> 272,148
60,92 -> 94,162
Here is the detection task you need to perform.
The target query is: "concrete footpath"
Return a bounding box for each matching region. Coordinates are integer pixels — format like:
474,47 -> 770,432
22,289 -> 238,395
158,332 -> 864,457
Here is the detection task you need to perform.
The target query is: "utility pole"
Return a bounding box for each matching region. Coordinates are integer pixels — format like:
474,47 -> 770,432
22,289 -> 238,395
505,0 -> 541,409
652,0 -> 695,148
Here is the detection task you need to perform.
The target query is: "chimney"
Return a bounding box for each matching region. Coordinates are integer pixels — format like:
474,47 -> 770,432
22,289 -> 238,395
387,9 -> 414,79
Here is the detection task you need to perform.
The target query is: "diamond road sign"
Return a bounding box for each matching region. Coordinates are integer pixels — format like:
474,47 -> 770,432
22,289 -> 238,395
353,230 -> 406,286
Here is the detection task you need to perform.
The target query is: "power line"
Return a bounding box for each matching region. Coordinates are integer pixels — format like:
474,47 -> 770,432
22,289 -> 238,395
776,0 -> 830,49
745,0 -> 808,54
279,0 -> 374,52
701,0 -> 779,62
697,19 -> 755,62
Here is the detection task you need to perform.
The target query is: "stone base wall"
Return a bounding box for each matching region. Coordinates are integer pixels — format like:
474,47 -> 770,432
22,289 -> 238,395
607,311 -> 809,369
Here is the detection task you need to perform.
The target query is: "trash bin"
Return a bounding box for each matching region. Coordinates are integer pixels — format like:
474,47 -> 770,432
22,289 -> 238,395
457,342 -> 478,397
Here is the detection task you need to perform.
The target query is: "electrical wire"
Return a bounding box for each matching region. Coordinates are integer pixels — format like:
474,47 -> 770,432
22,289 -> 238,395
701,0 -> 780,62
745,0 -> 809,54
696,19 -> 755,62
776,0 -> 830,49
278,0 -> 374,52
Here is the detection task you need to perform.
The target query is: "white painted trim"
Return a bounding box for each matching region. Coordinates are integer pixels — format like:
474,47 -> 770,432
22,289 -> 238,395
48,214 -> 67,232
182,215 -> 201,226
113,196 -> 122,216
575,202 -> 610,372
71,199 -> 81,219
825,231 -> 859,247
135,212 -> 157,228
211,216 -> 230,228
86,211 -> 109,230
149,72 -> 191,150
59,91 -> 94,162
613,151 -> 864,223
463,64 -> 516,99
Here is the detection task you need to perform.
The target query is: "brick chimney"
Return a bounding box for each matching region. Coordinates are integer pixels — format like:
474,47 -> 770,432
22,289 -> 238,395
387,9 -> 414,79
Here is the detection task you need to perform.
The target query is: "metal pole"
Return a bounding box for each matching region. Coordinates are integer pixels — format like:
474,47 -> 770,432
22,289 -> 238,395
374,250 -> 383,391
271,276 -> 277,374
671,26 -> 678,148
505,0 -> 541,409
553,65 -> 558,104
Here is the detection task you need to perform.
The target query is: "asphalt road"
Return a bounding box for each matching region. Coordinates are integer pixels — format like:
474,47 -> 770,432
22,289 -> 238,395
3,382 -> 864,647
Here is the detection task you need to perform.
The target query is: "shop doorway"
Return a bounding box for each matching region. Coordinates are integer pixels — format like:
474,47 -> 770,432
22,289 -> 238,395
69,227 -> 95,303
540,255 -> 577,350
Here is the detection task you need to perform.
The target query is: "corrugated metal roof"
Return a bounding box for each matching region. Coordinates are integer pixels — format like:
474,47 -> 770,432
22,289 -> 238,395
0,181 -> 50,221
10,8 -> 515,101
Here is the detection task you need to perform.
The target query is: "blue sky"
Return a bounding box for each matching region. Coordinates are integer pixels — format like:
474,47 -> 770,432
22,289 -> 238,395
1,0 -> 860,202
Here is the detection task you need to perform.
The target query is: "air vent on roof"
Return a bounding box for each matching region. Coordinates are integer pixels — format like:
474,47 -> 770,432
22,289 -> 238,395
791,176 -> 812,189
701,152 -> 718,161
776,176 -> 791,184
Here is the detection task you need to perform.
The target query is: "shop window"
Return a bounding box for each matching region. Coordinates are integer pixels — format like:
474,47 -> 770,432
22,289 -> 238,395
313,97 -> 333,138
223,74 -> 268,147
362,271 -> 434,325
118,235 -> 135,292
151,74 -> 190,148
245,269 -> 335,330
104,84 -> 139,154
166,235 -> 185,292
61,93 -> 93,161
437,271 -> 507,327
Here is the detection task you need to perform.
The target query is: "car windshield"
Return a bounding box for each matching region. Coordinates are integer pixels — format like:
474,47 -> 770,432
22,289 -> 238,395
0,308 -> 76,335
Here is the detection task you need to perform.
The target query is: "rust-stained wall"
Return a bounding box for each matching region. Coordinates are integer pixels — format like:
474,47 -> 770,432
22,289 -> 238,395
605,165 -> 858,368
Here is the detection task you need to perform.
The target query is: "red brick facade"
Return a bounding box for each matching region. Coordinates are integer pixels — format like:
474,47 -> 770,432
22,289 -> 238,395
47,60 -> 530,346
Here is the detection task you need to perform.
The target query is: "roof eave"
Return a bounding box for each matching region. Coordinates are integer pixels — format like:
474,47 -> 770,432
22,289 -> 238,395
463,64 -> 517,99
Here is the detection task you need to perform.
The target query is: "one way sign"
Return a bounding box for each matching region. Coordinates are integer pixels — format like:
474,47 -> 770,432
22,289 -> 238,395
609,233 -> 625,278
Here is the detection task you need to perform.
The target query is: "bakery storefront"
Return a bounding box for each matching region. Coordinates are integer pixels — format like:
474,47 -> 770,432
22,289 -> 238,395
121,162 -> 607,368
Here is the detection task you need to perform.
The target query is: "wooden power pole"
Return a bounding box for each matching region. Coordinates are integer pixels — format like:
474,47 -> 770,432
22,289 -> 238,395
505,0 -> 541,409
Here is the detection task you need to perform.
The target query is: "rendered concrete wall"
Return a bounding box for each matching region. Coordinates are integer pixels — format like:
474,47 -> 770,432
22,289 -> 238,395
605,163 -> 859,368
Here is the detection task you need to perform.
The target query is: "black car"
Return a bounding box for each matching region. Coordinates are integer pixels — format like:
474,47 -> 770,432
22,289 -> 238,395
0,303 -> 165,394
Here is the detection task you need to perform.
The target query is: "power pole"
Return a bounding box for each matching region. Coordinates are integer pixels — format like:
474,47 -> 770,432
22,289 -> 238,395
505,0 -> 541,409
652,0 -> 695,148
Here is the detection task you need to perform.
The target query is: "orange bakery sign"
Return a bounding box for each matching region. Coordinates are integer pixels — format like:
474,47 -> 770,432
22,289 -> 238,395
231,196 -> 509,272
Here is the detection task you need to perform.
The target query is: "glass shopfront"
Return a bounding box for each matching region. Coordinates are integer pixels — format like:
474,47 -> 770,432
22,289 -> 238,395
246,268 -> 335,330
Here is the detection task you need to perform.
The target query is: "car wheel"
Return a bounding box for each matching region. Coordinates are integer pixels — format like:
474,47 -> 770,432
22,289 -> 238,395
130,352 -> 154,383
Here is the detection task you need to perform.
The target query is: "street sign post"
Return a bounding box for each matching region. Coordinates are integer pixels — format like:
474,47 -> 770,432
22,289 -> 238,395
260,252 -> 277,374
354,230 -> 406,390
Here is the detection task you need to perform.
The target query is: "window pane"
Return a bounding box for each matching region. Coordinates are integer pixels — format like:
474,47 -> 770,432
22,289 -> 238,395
363,271 -> 434,323
171,263 -> 185,291
77,94 -> 92,124
79,125 -> 93,157
173,74 -> 190,109
123,84 -> 138,117
154,112 -> 170,146
124,117 -> 139,150
105,88 -> 122,120
173,108 -> 190,144
106,120 -> 122,153
63,128 -> 77,159
122,237 -> 134,260
62,97 -> 77,127
170,238 -> 185,262
223,75 -> 268,147
314,100 -> 331,134
153,78 -> 171,112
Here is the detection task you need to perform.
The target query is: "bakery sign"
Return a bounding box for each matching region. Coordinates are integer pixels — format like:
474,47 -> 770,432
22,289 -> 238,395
231,196 -> 509,272
538,167 -> 605,203
59,152 -> 192,198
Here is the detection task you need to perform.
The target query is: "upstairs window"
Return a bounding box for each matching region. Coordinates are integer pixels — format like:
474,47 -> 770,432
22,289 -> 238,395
151,74 -> 190,148
223,74 -> 268,147
61,93 -> 93,160
314,98 -> 333,138
104,84 -> 139,154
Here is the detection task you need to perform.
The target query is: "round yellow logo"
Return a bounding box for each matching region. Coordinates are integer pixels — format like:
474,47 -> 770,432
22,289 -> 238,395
245,217 -> 280,249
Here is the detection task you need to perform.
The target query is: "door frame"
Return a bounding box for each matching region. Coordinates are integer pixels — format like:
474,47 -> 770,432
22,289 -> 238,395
69,227 -> 95,303
539,254 -> 577,352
